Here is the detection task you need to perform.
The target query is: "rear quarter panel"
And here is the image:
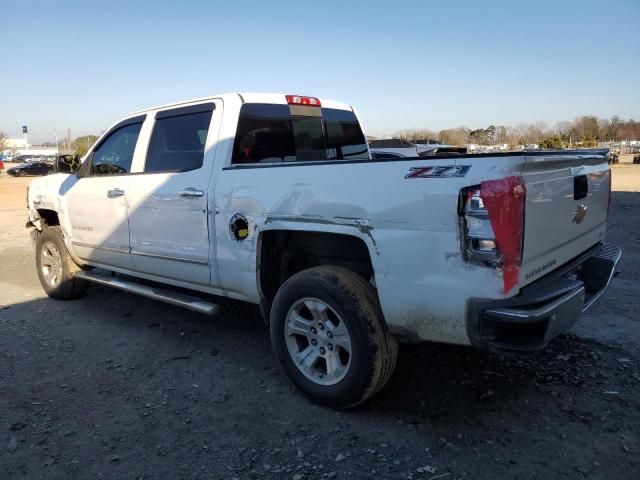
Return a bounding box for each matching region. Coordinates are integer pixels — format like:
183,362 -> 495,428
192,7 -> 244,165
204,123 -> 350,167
214,156 -> 526,345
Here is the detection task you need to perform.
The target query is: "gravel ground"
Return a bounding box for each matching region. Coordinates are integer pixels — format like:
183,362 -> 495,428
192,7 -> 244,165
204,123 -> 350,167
0,167 -> 638,480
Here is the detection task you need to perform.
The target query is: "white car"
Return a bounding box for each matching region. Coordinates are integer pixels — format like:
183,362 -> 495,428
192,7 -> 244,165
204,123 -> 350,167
369,139 -> 456,159
26,93 -> 620,407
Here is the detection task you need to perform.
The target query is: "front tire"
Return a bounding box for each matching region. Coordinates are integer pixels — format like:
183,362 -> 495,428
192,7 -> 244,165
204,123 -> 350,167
35,226 -> 87,299
270,266 -> 397,408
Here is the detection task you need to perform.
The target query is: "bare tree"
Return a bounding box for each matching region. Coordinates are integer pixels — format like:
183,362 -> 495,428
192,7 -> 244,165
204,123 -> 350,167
439,127 -> 470,146
554,121 -> 572,140
385,115 -> 639,151
572,116 -> 599,141
505,126 -> 522,148
393,128 -> 439,142
0,131 -> 7,153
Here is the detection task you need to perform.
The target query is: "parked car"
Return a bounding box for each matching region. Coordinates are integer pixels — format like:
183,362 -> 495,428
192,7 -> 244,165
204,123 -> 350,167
26,92 -> 621,408
7,162 -> 53,176
0,160 -> 4,173
52,154 -> 82,173
371,151 -> 407,159
609,151 -> 619,164
369,138 -> 453,158
12,155 -> 34,163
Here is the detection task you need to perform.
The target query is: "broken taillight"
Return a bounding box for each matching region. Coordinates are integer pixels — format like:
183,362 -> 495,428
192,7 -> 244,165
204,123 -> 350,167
460,187 -> 501,265
460,176 -> 526,294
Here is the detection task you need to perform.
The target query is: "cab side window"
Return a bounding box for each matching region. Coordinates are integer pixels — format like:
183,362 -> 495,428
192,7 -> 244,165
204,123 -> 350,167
91,122 -> 142,175
145,105 -> 213,173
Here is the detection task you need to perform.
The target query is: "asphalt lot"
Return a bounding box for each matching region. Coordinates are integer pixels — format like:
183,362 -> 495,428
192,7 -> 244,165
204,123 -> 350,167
0,167 -> 639,480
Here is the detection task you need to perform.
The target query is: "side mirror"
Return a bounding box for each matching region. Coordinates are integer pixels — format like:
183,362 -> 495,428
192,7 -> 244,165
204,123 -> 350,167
55,155 -> 81,174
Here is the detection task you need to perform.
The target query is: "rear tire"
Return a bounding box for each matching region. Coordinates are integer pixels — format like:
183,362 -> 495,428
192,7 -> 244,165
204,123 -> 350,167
270,266 -> 397,408
35,226 -> 87,299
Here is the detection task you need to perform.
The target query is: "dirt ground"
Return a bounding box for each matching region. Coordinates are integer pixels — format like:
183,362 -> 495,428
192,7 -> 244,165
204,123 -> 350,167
0,166 -> 638,480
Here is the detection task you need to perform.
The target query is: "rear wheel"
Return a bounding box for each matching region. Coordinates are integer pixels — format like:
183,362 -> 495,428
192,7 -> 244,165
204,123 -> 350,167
35,226 -> 87,299
270,266 -> 397,408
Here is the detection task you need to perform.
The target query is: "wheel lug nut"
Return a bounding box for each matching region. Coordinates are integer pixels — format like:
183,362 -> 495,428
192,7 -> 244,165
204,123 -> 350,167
319,347 -> 326,355
328,344 -> 333,351
318,323 -> 324,330
326,331 -> 333,338
311,339 -> 317,346
310,327 -> 317,334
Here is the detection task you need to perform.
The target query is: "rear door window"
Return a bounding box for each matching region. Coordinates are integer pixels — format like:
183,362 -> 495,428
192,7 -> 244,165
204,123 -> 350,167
145,105 -> 213,173
232,103 -> 368,164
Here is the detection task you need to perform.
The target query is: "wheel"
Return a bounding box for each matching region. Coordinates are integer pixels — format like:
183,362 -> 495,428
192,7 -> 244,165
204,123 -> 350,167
270,266 -> 398,408
35,226 -> 87,299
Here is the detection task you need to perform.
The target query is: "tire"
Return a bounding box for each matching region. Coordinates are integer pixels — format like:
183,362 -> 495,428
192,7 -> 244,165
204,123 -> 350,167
35,226 -> 87,300
270,266 -> 398,408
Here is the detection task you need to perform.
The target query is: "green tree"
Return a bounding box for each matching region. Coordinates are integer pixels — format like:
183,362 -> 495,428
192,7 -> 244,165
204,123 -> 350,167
72,135 -> 99,157
539,135 -> 567,149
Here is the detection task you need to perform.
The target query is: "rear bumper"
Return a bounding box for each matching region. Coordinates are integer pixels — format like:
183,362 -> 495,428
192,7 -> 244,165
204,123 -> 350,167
467,243 -> 622,352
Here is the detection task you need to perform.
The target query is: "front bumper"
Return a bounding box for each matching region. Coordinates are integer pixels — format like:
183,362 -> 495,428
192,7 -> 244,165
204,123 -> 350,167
467,243 -> 622,352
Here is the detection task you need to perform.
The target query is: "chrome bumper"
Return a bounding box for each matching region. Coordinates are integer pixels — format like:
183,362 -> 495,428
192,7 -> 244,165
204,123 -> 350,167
468,243 -> 622,352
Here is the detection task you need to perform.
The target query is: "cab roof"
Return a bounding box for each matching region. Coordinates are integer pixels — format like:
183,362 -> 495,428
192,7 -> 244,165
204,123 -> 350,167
131,93 -> 353,116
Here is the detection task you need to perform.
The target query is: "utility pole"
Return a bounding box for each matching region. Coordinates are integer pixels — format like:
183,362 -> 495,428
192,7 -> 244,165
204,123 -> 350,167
54,130 -> 59,155
22,126 -> 28,152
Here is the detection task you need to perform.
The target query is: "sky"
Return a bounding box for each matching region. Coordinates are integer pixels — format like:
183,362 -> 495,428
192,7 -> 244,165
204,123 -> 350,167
1,0 -> 639,143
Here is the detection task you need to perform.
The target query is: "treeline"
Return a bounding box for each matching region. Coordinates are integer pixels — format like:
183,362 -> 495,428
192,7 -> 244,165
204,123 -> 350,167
393,116 -> 640,148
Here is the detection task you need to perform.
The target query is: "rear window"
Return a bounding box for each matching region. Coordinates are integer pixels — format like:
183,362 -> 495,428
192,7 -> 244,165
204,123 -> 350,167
232,103 -> 368,164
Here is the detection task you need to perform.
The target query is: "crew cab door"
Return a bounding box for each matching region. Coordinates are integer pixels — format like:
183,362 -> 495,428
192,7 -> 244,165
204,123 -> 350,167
63,116 -> 145,269
126,101 -> 221,286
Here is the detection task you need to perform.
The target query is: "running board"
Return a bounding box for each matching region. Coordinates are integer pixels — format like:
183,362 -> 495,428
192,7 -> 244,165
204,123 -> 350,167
75,271 -> 220,315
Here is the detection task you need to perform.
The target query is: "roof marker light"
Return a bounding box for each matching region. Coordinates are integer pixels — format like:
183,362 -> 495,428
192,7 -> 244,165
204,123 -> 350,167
286,95 -> 322,107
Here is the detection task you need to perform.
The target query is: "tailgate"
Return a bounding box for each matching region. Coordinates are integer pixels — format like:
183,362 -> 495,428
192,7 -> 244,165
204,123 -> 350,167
519,150 -> 610,287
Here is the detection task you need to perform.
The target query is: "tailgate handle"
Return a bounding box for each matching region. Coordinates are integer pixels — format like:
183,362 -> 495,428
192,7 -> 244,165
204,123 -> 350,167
574,175 -> 588,200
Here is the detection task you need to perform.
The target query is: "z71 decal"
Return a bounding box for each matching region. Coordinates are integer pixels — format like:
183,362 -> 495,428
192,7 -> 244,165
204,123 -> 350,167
405,165 -> 471,179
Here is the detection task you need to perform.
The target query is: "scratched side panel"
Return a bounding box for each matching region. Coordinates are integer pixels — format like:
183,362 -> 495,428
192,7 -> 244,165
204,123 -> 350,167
214,156 -> 525,344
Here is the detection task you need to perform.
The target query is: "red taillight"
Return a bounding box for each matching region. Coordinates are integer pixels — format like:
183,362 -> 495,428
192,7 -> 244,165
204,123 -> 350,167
480,176 -> 526,294
286,95 -> 321,107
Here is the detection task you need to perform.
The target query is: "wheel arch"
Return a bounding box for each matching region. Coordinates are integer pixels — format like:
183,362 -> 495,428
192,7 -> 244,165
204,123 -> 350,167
35,208 -> 60,227
256,223 -> 379,317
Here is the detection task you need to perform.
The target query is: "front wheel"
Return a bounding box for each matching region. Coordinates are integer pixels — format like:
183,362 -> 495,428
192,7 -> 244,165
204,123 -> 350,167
35,226 -> 87,299
270,266 -> 397,408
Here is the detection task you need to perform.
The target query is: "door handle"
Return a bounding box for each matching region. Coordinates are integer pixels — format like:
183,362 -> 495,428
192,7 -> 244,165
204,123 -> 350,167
107,188 -> 125,198
179,188 -> 204,197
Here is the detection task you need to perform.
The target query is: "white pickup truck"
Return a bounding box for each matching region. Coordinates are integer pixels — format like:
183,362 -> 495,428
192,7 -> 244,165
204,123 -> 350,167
26,93 -> 621,407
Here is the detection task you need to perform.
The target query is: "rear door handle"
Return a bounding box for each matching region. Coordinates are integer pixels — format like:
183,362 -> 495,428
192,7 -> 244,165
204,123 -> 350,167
107,188 -> 125,198
179,188 -> 204,197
